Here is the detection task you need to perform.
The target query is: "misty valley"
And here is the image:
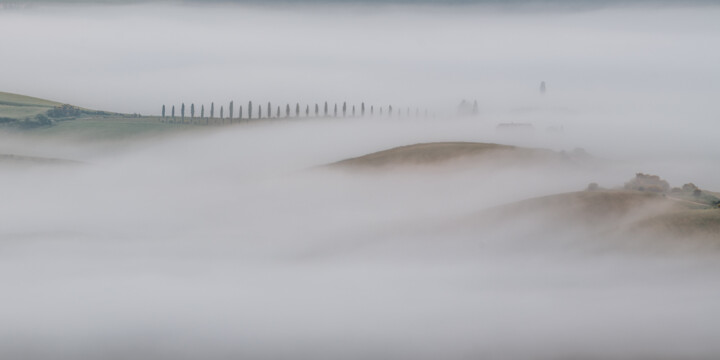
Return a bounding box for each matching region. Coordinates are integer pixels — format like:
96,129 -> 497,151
1,1 -> 720,359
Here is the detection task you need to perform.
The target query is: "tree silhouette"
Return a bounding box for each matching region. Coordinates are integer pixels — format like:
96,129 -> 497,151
267,102 -> 271,118
171,105 -> 175,121
324,102 -> 328,117
295,103 -> 300,117
210,102 -> 215,118
259,105 -> 262,119
201,104 -> 205,119
342,102 -> 347,117
248,101 -> 253,119
371,105 -> 374,116
181,103 -> 186,122
220,106 -> 224,120
238,106 -> 243,121
276,106 -> 280,118
230,101 -> 234,121
361,102 -> 365,116
191,104 -> 195,118
388,105 -> 393,116
352,105 -> 355,117
286,104 -> 290,118
315,103 -> 319,116
162,105 -> 166,118
306,105 -> 309,117
334,103 -> 337,117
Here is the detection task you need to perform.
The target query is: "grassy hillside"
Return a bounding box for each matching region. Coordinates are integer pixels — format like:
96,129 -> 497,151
329,142 -> 572,169
0,91 -> 63,120
468,190 -> 720,250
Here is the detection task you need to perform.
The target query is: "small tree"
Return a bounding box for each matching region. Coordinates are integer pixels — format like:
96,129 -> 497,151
334,104 -> 337,117
248,101 -> 253,119
361,102 -> 365,116
389,105 -> 393,116
370,105 -> 374,116
230,101 -> 234,121
201,105 -> 205,119
238,106 -> 243,121
295,103 -> 300,117
306,105 -> 309,117
259,105 -> 262,119
352,105 -> 355,117
286,104 -> 290,118
324,102 -> 328,117
267,102 -> 272,118
191,104 -> 195,118
315,104 -> 319,116
220,106 -> 224,120
210,102 -> 215,118
342,102 -> 347,117
162,105 -> 166,118
181,103 -> 185,121
172,105 -> 175,119
276,106 -> 280,118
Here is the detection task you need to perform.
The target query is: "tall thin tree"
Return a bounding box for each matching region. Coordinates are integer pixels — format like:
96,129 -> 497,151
306,105 -> 309,117
238,106 -> 243,121
210,102 -> 215,118
259,105 -> 262,119
267,102 -> 271,118
201,105 -> 205,119
295,103 -> 299,117
361,102 -> 365,117
220,106 -> 224,120
286,104 -> 290,118
315,104 -> 319,116
230,101 -> 234,121
324,102 -> 328,117
276,106 -> 280,118
191,104 -> 195,118
162,105 -> 166,118
342,102 -> 347,117
171,105 -> 175,120
248,101 -> 253,120
352,105 -> 355,117
334,104 -> 337,117
181,103 -> 185,122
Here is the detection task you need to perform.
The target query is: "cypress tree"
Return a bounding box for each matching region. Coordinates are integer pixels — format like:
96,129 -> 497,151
352,105 -> 355,117
230,101 -> 234,121
181,103 -> 185,121
295,103 -> 299,117
220,106 -> 224,120
162,105 -> 166,118
191,104 -> 195,118
361,102 -> 365,116
334,104 -> 337,117
306,105 -> 309,117
389,105 -> 393,116
248,101 -> 253,119
342,102 -> 346,117
201,105 -> 205,119
286,104 -> 290,118
324,102 -> 328,116
276,106 -> 280,118
259,105 -> 262,119
371,105 -> 374,116
171,105 -> 175,119
239,106 -> 243,121
267,102 -> 271,118
315,104 -> 319,116
210,102 -> 215,118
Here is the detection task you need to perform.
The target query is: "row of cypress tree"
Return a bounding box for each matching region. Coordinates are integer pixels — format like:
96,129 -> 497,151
161,101 -> 429,123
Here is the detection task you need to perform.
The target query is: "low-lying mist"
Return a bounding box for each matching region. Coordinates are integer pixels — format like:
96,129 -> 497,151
2,1 -> 720,359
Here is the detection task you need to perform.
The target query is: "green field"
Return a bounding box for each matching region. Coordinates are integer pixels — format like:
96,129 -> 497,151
0,91 -> 214,140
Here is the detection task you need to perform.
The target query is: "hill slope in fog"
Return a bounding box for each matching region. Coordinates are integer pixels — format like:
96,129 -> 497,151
329,142 -> 589,170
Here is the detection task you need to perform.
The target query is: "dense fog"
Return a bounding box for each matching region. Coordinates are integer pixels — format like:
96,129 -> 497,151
1,2 -> 720,359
